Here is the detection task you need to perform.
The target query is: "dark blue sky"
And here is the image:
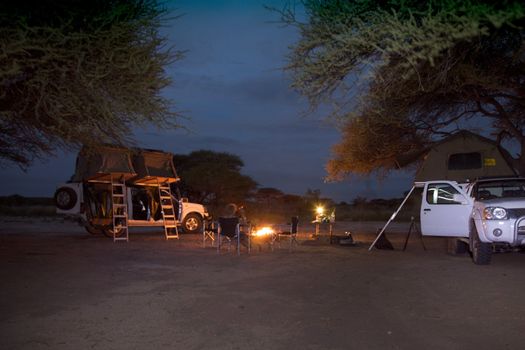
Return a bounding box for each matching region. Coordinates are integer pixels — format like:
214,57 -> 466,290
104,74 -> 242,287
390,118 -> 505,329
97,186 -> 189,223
0,0 -> 413,202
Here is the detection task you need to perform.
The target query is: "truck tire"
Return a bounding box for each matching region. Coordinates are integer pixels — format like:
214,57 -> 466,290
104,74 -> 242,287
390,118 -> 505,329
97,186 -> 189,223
85,223 -> 103,235
54,187 -> 77,210
470,227 -> 492,265
182,213 -> 202,234
447,237 -> 468,255
102,225 -> 126,238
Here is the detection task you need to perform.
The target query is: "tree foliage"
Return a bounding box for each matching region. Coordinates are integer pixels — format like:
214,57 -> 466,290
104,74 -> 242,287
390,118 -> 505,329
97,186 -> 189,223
279,0 -> 525,179
0,0 -> 182,168
172,150 -> 258,207
255,187 -> 285,203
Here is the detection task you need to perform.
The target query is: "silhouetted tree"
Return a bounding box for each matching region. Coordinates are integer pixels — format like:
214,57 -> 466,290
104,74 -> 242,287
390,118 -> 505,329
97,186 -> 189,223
173,150 -> 258,207
255,187 -> 285,206
0,0 -> 182,168
304,188 -> 321,202
277,0 -> 525,178
352,196 -> 368,207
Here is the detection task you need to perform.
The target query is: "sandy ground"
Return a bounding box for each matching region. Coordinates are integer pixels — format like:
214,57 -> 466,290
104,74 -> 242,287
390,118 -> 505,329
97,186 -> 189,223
1,217 -> 525,350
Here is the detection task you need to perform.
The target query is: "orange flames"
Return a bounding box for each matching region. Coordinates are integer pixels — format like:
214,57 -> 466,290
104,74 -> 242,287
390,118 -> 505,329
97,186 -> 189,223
252,226 -> 275,237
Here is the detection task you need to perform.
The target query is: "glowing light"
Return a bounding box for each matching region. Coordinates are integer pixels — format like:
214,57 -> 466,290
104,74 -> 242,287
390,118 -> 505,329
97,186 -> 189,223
252,226 -> 275,237
316,206 -> 325,215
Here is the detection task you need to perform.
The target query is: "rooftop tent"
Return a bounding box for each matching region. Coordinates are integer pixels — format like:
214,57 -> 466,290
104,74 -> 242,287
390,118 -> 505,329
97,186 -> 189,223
71,145 -> 136,182
414,131 -> 517,182
131,149 -> 180,185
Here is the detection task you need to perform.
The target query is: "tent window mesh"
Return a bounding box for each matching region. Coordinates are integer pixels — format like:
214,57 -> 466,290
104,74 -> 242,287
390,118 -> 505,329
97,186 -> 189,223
448,152 -> 482,170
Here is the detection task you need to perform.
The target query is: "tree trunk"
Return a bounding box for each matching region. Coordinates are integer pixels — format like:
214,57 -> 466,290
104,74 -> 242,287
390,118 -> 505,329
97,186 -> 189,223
514,138 -> 525,176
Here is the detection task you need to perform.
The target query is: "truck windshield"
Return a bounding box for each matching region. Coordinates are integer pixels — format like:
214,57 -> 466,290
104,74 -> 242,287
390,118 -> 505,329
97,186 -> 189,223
474,180 -> 525,200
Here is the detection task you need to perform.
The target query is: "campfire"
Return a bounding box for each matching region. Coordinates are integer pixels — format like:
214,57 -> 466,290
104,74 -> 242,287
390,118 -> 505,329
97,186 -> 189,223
251,226 -> 275,237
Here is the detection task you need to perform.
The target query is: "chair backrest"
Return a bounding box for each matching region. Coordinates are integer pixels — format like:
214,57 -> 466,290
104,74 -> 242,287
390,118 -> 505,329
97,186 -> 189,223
290,216 -> 299,234
204,219 -> 218,233
218,217 -> 239,237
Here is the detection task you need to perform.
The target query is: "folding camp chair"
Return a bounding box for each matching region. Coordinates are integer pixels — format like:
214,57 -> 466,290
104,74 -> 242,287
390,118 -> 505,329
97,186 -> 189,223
217,217 -> 250,255
275,216 -> 299,251
202,219 -> 217,248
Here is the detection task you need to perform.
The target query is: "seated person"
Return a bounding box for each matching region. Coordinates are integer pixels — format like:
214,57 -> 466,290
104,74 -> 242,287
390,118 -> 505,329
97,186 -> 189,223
221,203 -> 249,245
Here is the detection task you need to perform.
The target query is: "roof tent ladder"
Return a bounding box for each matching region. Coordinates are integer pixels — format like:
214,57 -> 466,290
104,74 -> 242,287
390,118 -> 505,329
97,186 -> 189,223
111,174 -> 129,242
158,179 -> 179,240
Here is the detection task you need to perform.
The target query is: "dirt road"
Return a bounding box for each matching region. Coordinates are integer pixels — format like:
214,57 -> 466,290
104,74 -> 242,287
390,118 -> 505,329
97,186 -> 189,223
1,218 -> 524,349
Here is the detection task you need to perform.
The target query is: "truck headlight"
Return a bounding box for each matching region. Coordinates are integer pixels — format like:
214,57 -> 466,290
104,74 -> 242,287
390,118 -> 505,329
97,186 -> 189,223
483,207 -> 508,220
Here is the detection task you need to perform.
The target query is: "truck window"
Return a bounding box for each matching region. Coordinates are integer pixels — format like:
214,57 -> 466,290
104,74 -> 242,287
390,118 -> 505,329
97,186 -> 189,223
475,180 -> 525,199
426,183 -> 463,205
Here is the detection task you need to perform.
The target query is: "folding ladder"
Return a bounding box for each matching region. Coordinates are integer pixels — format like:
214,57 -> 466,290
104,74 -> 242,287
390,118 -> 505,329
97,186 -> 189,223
110,175 -> 129,242
158,182 -> 179,239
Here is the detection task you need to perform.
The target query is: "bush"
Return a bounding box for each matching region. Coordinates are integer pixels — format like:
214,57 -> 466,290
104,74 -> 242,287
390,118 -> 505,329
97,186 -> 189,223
0,196 -> 56,217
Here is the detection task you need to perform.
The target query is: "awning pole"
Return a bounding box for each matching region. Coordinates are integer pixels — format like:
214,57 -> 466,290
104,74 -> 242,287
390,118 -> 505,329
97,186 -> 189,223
368,185 -> 417,251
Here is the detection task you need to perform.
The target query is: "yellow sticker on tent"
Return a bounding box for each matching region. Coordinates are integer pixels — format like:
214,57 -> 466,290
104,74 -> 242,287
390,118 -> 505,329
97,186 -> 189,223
484,158 -> 496,166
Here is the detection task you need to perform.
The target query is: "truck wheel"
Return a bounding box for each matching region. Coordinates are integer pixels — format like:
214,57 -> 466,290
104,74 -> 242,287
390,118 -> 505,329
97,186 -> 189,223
54,187 -> 77,210
447,238 -> 468,255
85,223 -> 103,235
470,227 -> 492,265
102,225 -> 126,238
182,213 -> 202,234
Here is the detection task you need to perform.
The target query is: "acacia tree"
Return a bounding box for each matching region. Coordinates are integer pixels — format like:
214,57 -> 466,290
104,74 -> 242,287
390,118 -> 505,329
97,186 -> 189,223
0,0 -> 182,168
255,187 -> 285,206
278,0 -> 525,179
172,150 -> 258,207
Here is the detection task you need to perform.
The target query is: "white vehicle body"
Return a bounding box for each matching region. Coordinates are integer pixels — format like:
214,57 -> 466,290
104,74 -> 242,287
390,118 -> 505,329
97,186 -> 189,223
419,177 -> 525,264
55,182 -> 208,234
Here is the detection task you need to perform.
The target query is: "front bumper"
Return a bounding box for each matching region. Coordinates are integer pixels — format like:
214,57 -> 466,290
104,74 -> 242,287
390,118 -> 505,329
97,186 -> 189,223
481,218 -> 525,246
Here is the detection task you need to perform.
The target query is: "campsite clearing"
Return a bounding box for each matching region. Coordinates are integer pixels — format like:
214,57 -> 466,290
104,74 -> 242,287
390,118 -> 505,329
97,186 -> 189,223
1,218 -> 524,350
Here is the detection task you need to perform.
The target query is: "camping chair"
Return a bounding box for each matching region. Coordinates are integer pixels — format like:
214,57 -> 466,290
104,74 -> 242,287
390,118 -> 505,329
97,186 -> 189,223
274,216 -> 299,251
217,217 -> 251,255
202,219 -> 217,248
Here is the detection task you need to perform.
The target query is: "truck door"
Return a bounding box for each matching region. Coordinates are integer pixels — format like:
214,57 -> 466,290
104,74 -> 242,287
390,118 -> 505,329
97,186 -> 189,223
420,181 -> 473,237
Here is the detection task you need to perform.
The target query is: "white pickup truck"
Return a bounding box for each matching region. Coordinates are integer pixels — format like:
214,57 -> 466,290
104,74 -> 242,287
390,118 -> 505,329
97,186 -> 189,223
420,177 -> 525,264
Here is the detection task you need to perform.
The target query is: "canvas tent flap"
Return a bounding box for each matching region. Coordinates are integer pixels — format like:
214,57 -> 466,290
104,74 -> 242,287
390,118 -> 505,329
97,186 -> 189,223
414,131 -> 517,182
72,146 -> 136,182
131,150 -> 179,185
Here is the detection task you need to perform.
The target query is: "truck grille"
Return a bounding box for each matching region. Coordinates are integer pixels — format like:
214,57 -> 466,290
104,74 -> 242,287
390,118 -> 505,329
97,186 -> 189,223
507,208 -> 525,219
517,217 -> 525,238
